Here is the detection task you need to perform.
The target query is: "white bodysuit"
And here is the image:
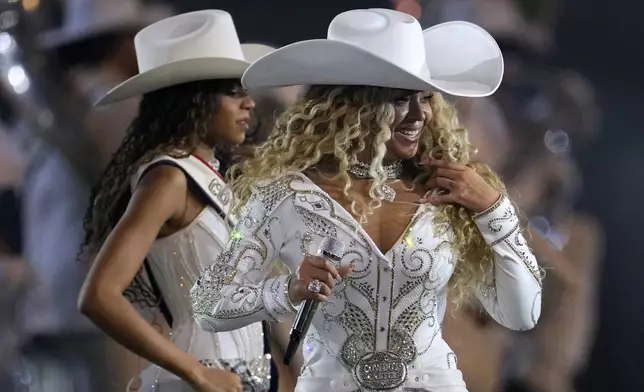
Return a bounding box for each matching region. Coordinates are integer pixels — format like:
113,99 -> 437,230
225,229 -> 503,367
132,155 -> 269,391
191,172 -> 542,392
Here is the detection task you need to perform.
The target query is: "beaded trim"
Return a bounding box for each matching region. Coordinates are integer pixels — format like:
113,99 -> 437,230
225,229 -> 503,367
471,193 -> 504,219
490,222 -> 520,246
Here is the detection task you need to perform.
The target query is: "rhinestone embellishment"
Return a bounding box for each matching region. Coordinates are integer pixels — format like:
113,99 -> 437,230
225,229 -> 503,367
347,161 -> 403,203
347,161 -> 403,180
354,351 -> 407,391
340,328 -> 416,391
308,279 -> 322,293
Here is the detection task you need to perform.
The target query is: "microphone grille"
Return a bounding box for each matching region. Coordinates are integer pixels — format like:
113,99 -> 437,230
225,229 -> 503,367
318,237 -> 345,262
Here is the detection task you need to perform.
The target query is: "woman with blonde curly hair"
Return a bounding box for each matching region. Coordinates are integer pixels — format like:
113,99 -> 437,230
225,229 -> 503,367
191,8 -> 542,392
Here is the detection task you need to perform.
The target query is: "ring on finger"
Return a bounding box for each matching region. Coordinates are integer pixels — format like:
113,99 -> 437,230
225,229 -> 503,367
307,279 -> 322,293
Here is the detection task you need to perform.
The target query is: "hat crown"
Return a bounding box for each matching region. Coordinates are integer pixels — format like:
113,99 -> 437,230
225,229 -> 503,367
134,10 -> 245,73
327,9 -> 429,79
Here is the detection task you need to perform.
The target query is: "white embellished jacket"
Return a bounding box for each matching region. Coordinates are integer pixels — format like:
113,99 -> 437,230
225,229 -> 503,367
191,173 -> 542,392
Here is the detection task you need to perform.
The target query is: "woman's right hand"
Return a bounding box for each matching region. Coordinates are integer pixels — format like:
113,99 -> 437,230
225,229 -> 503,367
288,255 -> 353,304
191,367 -> 243,392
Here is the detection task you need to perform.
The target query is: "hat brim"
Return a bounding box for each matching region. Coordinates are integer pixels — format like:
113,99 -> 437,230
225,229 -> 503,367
242,21 -> 503,98
240,43 -> 277,62
94,57 -> 250,106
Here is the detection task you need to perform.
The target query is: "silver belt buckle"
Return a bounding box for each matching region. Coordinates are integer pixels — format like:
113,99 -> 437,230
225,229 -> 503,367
341,329 -> 417,391
354,351 -> 407,391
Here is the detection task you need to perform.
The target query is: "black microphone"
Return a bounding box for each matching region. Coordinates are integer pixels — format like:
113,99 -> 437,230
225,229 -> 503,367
283,237 -> 345,365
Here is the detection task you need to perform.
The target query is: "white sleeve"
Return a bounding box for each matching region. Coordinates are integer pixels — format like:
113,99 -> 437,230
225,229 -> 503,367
190,189 -> 297,333
473,196 -> 543,331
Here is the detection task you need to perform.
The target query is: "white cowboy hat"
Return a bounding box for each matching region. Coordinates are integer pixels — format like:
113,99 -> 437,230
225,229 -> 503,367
95,10 -> 268,106
39,0 -> 174,50
239,43 -> 304,104
242,8 -> 504,98
240,43 -> 277,62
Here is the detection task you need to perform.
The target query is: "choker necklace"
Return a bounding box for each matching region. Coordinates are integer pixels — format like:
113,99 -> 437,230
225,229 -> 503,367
209,158 -> 221,171
206,155 -> 221,171
347,161 -> 403,202
187,149 -> 221,171
347,161 -> 403,180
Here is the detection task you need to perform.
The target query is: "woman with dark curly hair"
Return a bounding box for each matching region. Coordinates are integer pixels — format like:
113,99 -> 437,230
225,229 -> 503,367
77,11 -> 273,392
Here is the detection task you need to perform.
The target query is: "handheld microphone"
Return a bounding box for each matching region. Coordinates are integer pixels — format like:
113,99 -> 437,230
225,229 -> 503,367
283,237 -> 345,365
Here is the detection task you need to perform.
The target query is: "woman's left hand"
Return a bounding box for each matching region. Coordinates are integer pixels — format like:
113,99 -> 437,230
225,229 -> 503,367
421,159 -> 501,213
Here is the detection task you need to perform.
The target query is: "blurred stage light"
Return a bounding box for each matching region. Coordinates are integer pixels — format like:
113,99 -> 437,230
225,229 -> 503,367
7,64 -> 30,94
544,129 -> 571,154
22,0 -> 41,12
0,32 -> 14,54
0,10 -> 19,29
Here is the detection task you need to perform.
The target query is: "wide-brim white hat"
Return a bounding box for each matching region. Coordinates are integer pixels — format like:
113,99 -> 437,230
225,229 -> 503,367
39,0 -> 174,50
242,8 -> 504,98
95,11 -> 272,106
240,43 -> 277,62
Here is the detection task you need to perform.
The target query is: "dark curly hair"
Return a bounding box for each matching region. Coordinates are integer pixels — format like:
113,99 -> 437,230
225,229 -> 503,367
80,78 -> 241,319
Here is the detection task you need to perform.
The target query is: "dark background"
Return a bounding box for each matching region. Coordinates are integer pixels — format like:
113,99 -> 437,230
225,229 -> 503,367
555,1 -> 644,390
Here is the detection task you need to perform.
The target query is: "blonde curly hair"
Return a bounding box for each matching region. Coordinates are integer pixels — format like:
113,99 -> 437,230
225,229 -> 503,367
228,85 -> 508,304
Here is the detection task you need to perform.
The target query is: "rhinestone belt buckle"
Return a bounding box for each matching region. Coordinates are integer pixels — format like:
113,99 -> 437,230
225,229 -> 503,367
354,351 -> 407,391
341,329 -> 417,391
